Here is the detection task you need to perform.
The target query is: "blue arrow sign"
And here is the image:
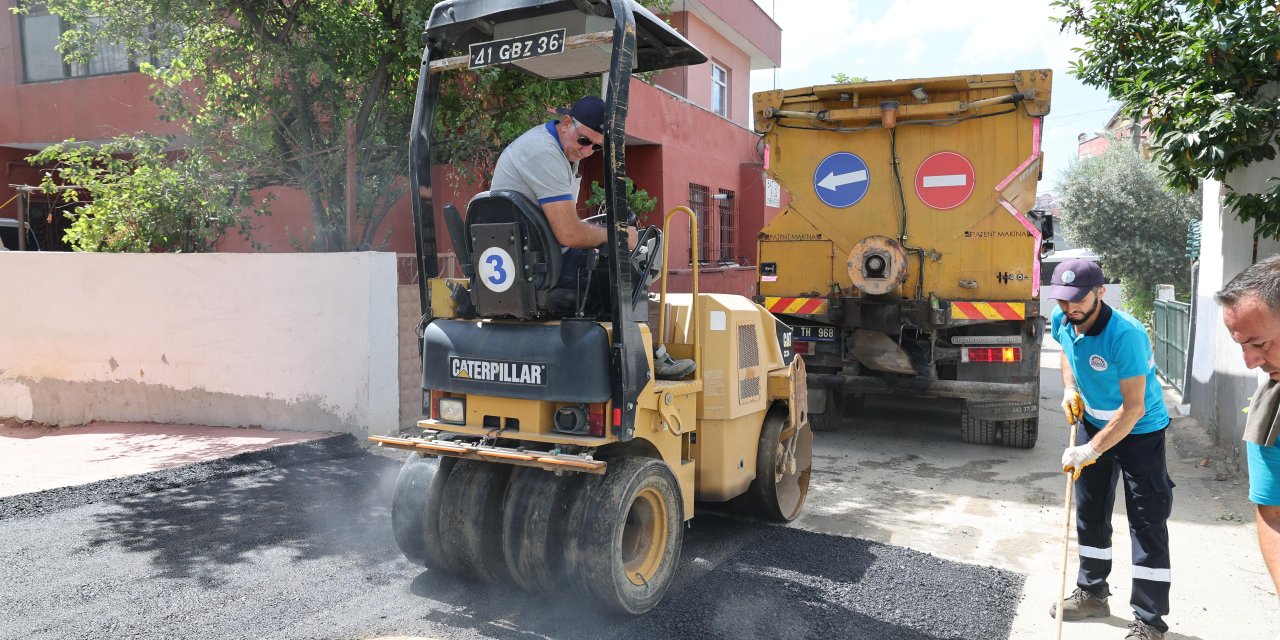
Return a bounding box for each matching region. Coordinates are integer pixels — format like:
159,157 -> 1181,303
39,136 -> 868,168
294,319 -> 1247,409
813,152 -> 870,208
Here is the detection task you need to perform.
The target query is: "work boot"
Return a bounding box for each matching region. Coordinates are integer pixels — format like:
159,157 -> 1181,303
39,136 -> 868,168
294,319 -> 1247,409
1048,587 -> 1110,621
1125,620 -> 1165,640
654,345 -> 695,380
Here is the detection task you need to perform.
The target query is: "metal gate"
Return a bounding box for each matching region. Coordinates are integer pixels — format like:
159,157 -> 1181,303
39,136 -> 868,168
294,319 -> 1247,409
1153,299 -> 1191,393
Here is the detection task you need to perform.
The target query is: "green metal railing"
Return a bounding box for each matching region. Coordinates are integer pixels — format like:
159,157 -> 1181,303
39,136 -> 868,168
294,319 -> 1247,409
1153,299 -> 1191,393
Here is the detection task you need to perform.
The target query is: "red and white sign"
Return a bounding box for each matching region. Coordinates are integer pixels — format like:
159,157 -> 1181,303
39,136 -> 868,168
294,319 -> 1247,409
914,151 -> 975,210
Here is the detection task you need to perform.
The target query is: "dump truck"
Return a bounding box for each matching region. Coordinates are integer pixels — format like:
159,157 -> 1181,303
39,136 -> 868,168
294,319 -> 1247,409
369,0 -> 811,615
753,71 -> 1054,448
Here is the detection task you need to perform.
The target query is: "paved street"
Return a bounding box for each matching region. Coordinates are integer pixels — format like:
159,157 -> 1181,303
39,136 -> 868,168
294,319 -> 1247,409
2,336 -> 1276,639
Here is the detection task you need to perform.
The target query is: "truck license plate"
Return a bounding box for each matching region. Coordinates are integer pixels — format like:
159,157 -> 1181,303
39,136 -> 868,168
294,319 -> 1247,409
793,325 -> 836,342
469,29 -> 566,69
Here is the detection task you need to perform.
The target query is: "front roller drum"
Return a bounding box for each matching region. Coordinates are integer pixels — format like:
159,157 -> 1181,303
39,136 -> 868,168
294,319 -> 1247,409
747,406 -> 813,522
564,457 -> 684,615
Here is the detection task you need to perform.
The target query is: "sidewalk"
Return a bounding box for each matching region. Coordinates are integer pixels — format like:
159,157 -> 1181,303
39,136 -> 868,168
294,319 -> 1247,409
0,420 -> 337,498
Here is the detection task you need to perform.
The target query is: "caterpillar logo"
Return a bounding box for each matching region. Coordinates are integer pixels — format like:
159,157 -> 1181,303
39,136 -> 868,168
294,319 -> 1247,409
450,357 -> 547,385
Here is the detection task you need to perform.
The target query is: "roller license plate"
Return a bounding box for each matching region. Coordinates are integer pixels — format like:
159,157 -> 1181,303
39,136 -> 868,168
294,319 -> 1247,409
793,325 -> 837,342
468,29 -> 566,69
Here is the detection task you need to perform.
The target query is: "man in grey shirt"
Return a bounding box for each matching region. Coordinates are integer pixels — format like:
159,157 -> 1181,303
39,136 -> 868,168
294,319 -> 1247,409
492,95 -> 632,262
490,96 -> 692,380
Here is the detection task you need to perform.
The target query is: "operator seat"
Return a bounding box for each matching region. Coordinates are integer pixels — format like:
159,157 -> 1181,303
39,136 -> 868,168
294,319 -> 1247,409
457,190 -> 586,319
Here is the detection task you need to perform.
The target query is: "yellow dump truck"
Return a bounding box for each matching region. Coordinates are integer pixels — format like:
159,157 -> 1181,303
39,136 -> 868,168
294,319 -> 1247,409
753,70 -> 1054,447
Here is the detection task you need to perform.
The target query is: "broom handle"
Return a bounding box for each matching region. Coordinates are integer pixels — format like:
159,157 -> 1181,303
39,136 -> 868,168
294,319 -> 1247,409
1056,419 -> 1080,640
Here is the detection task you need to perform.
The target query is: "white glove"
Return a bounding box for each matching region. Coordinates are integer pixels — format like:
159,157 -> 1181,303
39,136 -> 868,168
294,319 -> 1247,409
1061,443 -> 1100,479
1062,386 -> 1084,424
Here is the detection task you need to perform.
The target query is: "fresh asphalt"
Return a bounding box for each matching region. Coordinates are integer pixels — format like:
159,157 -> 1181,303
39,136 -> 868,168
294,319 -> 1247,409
1,436 -> 1021,640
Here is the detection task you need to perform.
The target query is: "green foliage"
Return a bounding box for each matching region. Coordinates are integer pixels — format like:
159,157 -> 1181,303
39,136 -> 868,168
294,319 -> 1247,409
1057,141 -> 1199,324
584,177 -> 658,225
28,136 -> 259,252
830,73 -> 868,84
19,0 -> 607,251
1054,0 -> 1280,239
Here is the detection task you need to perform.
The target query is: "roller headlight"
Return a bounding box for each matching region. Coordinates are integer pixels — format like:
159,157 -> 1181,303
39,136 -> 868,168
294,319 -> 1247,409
438,397 -> 466,424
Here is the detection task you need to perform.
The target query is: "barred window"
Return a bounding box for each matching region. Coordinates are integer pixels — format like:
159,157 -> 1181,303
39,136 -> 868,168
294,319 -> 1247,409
717,188 -> 736,263
688,183 -> 711,263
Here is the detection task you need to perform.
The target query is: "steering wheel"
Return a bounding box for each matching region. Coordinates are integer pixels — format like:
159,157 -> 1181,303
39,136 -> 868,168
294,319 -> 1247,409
629,225 -> 663,290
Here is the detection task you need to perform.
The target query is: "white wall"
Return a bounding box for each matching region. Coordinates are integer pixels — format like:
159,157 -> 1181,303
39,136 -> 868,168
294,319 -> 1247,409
1188,174 -> 1280,461
0,252 -> 398,437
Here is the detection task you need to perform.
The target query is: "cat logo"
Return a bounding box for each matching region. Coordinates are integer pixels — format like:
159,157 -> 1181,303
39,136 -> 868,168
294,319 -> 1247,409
450,357 -> 547,385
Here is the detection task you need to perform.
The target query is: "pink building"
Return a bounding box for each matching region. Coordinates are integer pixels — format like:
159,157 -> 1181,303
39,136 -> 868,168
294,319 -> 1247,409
0,1 -> 783,295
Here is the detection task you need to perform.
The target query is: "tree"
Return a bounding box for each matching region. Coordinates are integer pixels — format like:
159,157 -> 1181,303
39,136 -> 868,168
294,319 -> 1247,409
830,73 -> 867,84
22,0 -> 596,251
1057,140 -> 1199,323
28,135 -> 262,252
1054,0 -> 1280,239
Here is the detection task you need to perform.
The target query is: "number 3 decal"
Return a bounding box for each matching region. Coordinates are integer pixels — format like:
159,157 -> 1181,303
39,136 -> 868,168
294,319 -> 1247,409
478,247 -> 515,293
485,254 -> 507,285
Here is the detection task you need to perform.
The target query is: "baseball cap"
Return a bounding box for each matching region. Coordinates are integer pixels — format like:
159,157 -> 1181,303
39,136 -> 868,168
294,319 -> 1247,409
556,96 -> 605,134
1048,259 -> 1104,302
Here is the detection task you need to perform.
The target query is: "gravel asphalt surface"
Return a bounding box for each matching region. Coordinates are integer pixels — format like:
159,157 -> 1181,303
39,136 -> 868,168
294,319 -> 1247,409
2,436 -> 1022,640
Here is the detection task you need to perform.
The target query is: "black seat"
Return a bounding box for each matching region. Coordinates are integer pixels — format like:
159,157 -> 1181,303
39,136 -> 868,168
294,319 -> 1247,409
462,190 -> 578,319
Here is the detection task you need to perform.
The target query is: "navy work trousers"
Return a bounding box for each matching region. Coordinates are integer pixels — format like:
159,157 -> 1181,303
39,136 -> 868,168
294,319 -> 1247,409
1074,420 -> 1174,633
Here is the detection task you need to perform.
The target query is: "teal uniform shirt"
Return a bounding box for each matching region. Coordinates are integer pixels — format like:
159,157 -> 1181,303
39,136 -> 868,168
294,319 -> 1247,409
1051,303 -> 1169,434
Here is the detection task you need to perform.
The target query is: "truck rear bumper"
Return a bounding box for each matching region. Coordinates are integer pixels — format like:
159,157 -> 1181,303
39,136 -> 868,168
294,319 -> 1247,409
806,373 -> 1036,403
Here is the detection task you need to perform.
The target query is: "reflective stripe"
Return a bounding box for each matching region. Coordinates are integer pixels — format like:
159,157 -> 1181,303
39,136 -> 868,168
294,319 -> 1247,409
1132,566 -> 1171,582
1084,404 -> 1118,421
1078,544 -> 1112,560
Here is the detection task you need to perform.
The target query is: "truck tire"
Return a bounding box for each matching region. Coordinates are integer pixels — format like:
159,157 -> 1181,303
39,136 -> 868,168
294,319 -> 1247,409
390,454 -> 456,571
438,459 -> 513,584
809,391 -> 845,432
1000,417 -> 1038,449
959,404 -> 997,445
565,457 -> 683,615
746,406 -> 813,522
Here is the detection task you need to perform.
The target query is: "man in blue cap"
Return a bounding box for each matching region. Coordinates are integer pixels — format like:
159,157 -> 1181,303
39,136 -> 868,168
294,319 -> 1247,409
1047,259 -> 1173,640
492,95 -> 628,256
490,96 -> 693,380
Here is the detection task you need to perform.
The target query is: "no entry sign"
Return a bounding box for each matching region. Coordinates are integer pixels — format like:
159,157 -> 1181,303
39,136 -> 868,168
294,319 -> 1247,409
914,151 -> 975,210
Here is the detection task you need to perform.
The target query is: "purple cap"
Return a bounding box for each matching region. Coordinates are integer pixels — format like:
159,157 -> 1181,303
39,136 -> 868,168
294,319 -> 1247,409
556,96 -> 605,134
1048,259 -> 1104,301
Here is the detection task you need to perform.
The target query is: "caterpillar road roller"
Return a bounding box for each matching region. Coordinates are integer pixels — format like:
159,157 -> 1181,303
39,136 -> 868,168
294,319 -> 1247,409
369,0 -> 811,615
753,71 -> 1055,447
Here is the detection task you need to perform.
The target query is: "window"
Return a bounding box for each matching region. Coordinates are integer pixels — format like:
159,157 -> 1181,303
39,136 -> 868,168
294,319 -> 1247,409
717,188 -> 736,263
711,63 -> 728,117
20,3 -> 132,82
688,183 -> 711,263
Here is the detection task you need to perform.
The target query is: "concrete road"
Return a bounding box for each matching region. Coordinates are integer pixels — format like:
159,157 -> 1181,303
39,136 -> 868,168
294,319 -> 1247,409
802,335 -> 1279,639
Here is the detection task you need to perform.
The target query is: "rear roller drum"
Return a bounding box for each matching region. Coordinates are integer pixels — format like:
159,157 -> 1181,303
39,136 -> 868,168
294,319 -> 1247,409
565,457 -> 683,615
438,459 -> 513,583
502,466 -> 580,592
390,454 -> 457,571
747,406 -> 813,522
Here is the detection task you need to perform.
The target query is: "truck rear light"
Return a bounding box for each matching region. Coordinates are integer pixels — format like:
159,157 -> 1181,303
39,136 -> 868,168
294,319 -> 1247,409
588,404 -> 606,437
793,341 -> 811,355
963,347 -> 1022,363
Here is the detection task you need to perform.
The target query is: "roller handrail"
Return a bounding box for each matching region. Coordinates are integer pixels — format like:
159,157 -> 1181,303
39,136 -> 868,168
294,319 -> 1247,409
657,206 -> 700,383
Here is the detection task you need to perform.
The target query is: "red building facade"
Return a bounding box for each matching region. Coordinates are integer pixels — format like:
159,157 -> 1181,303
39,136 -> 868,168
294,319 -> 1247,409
1,0 -> 782,295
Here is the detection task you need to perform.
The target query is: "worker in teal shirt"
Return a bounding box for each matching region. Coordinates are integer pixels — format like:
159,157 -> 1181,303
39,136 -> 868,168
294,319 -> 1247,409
1047,259 -> 1173,640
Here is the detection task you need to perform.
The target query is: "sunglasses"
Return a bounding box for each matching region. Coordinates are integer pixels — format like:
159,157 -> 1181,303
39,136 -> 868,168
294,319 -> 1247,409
571,121 -> 603,151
